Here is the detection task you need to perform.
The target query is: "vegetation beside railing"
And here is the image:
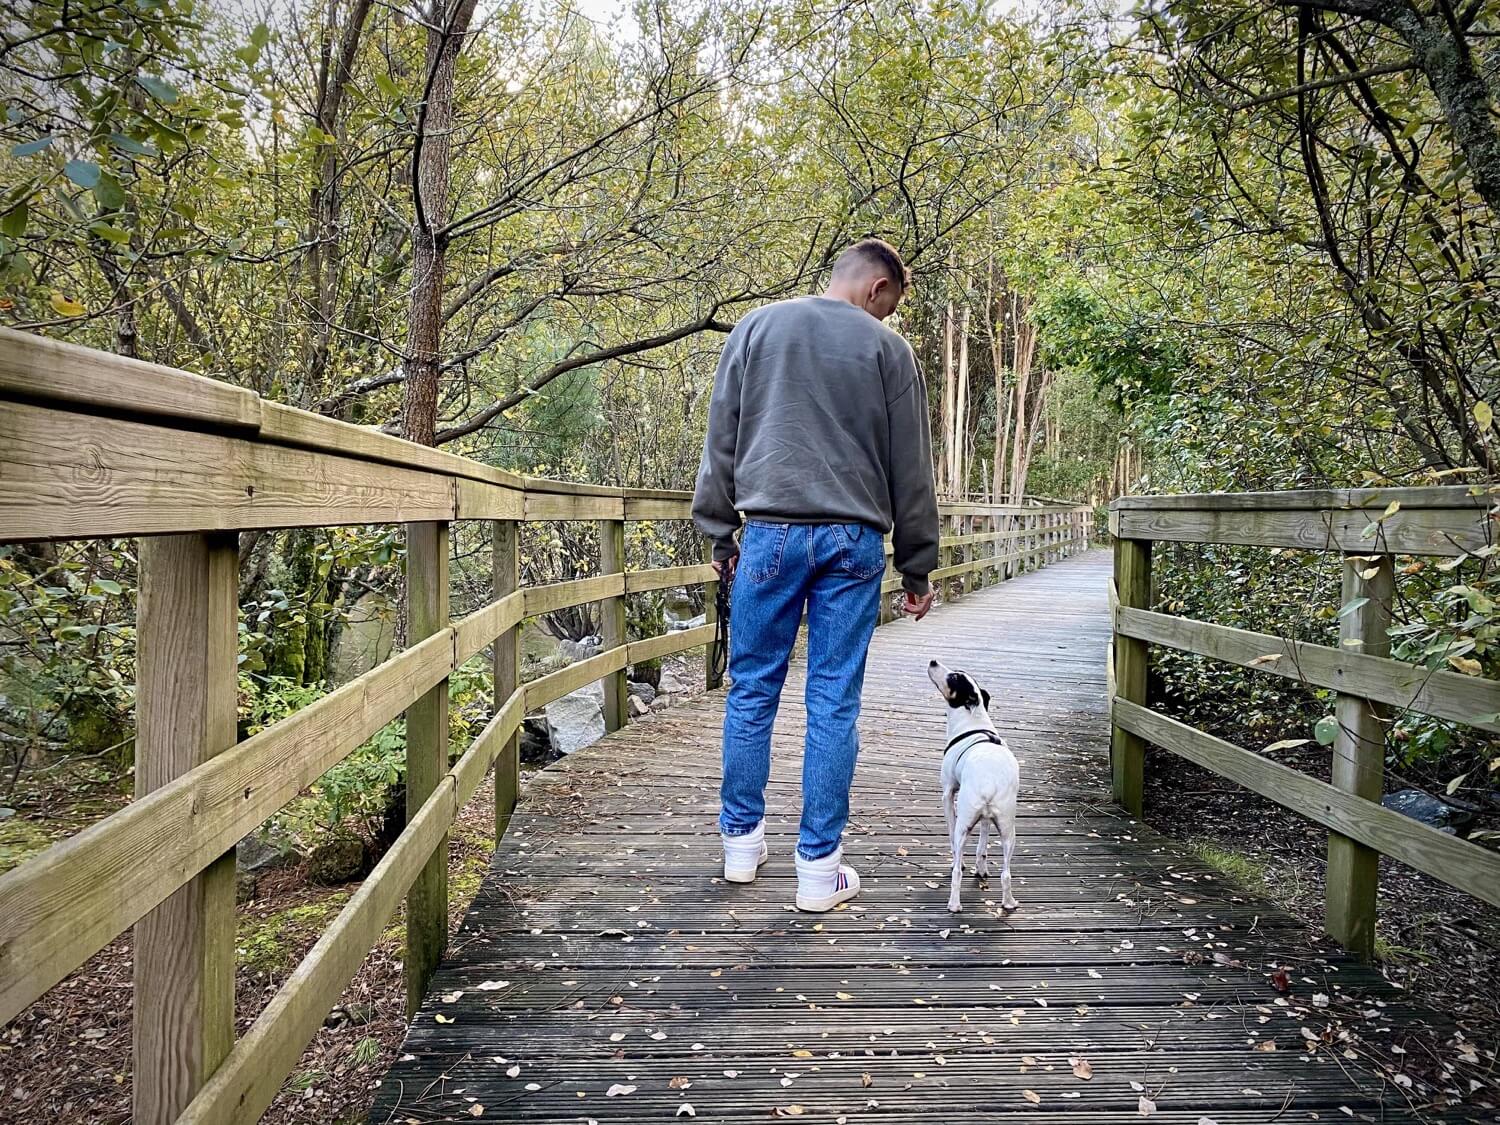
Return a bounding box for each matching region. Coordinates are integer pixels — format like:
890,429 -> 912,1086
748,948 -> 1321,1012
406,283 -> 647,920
0,329 -> 1088,1125
1107,487 -> 1500,961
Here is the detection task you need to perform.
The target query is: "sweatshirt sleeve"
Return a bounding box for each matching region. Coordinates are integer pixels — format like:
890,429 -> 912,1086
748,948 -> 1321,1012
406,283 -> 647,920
886,346 -> 940,596
692,327 -> 746,561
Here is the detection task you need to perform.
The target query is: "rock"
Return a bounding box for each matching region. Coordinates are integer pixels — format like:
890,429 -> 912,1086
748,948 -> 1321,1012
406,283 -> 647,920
519,716 -> 555,765
669,614 -> 707,632
1381,789 -> 1475,836
545,681 -> 605,755
628,694 -> 650,719
307,835 -> 369,885
559,635 -> 602,662
0,808 -> 14,822
236,828 -> 301,873
627,681 -> 656,705
657,670 -> 691,695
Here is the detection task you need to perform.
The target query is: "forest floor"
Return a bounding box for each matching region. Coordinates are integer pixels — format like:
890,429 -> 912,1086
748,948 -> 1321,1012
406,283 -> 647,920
1144,750 -> 1500,1113
0,655 -> 708,1125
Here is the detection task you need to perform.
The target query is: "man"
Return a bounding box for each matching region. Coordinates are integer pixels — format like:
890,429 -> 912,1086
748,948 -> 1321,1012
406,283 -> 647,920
692,237 -> 940,912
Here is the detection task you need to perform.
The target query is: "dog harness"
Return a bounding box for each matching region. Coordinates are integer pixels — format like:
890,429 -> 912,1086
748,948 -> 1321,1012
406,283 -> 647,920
944,729 -> 1007,773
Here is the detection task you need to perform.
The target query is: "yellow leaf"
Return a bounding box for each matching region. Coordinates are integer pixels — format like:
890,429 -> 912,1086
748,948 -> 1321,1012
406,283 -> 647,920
792,1050 -> 813,1058
433,1013 -> 453,1024
1381,500 -> 1401,520
49,292 -> 86,317
1448,655 -> 1483,676
1476,401 -> 1494,429
835,991 -> 854,1001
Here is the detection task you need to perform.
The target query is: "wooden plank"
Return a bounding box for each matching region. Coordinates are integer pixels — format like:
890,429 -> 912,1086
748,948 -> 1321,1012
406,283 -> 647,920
523,647 -> 629,711
1112,485 -> 1497,511
0,625 -> 454,1027
1110,536 -> 1151,816
523,491 -> 624,521
599,518 -> 628,733
0,327 -> 261,429
625,563 -> 715,593
0,400 -> 456,541
1114,607 -> 1500,732
624,497 -> 694,520
522,477 -> 624,497
1113,699 -> 1500,908
627,623 -> 717,667
260,401 -> 523,489
452,476 -> 525,520
452,590 -> 524,666
1326,555 -> 1392,959
492,522 -> 521,842
132,534 -> 237,1124
622,486 -> 693,501
1114,505 -> 1490,557
522,573 -> 625,617
404,520 -> 450,1016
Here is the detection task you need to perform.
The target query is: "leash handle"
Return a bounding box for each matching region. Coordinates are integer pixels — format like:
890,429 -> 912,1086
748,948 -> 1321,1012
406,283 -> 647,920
713,571 -> 731,682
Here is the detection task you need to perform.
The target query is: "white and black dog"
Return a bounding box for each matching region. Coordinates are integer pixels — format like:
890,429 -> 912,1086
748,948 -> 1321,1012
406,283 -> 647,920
928,660 -> 1020,914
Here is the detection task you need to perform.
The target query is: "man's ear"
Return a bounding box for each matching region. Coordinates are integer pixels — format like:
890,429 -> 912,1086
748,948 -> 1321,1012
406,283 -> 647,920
980,688 -> 991,711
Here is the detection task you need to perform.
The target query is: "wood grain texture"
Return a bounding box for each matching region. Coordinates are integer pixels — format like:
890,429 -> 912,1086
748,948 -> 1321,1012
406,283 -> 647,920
452,589 -> 524,666
523,573 -> 626,617
132,534 -> 237,1125
1110,536 -> 1151,816
627,623 -> 717,667
1325,555 -> 1392,959
453,475 -> 525,520
492,521 -> 521,842
404,521 -> 450,1017
625,563 -> 716,593
1114,606 -> 1500,732
523,492 -> 624,521
523,647 -> 630,711
0,326 -> 261,429
371,551 -> 1477,1125
624,497 -> 695,520
600,519 -> 628,733
1113,699 -> 1500,908
0,624 -> 453,1027
1112,485 -> 1496,511
1,400 -> 455,540
1113,504 -> 1489,557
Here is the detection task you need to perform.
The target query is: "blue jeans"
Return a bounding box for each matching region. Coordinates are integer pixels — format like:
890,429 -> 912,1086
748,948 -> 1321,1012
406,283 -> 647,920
719,521 -> 885,859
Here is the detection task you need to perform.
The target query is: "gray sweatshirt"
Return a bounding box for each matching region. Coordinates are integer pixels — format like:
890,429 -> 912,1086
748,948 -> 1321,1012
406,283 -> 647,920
692,295 -> 940,595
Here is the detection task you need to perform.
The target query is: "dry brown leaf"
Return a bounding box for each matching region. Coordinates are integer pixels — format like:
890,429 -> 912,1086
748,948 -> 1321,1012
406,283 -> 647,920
774,1106 -> 805,1117
1022,1090 -> 1041,1104
1070,1057 -> 1093,1080
670,1076 -> 692,1090
605,1084 -> 637,1097
467,1107 -> 484,1118
1138,1095 -> 1157,1116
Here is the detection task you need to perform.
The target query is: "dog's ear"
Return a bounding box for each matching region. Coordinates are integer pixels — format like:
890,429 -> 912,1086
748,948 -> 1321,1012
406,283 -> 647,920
946,672 -> 980,709
980,687 -> 991,711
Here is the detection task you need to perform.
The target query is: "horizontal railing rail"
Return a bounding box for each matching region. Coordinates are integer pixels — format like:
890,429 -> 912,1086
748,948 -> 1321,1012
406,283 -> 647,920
1107,486 -> 1500,962
0,326 -> 1089,1124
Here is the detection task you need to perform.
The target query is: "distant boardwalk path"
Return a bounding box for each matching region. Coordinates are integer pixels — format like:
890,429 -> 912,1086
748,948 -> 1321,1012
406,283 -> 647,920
372,550 -> 1461,1123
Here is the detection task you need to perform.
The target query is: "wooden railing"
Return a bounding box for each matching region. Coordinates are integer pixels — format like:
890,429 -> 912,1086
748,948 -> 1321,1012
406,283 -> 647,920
1107,487 -> 1500,960
0,326 -> 1090,1125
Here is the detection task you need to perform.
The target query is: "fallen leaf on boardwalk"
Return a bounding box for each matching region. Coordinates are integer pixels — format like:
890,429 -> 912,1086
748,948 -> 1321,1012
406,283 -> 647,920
1070,1057 -> 1093,1080
1087,969 -> 1103,979
434,1014 -> 454,1024
835,992 -> 854,1001
1138,1095 -> 1156,1116
670,1076 -> 692,1090
442,991 -> 464,1003
861,1073 -> 873,1088
723,1070 -> 740,1078
1312,993 -> 1330,1008
1022,1090 -> 1041,1104
650,1031 -> 669,1041
1198,1119 -> 1219,1125
1270,968 -> 1290,992
793,1050 -> 813,1058
605,1084 -> 636,1097
677,1105 -> 696,1118
1253,1041 -> 1276,1052
609,1032 -> 626,1042
475,980 -> 510,991
773,1106 -> 805,1116
468,1106 -> 484,1117
1129,1080 -> 1143,1092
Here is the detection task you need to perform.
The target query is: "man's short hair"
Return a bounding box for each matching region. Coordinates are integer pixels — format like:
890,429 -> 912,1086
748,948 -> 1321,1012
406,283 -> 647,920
832,237 -> 911,292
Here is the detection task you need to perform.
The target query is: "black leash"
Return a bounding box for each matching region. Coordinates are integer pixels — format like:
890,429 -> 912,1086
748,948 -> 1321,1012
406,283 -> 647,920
712,571 -> 731,682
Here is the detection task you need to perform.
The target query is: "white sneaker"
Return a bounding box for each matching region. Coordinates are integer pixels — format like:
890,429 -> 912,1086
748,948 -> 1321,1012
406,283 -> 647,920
722,821 -> 768,883
795,849 -> 861,912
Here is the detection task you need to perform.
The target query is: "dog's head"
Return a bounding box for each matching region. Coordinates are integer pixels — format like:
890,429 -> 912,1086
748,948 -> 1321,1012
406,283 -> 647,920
928,660 -> 990,713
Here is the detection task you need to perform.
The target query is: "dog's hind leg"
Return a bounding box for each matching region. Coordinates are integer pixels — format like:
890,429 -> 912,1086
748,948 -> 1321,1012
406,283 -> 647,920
999,823 -> 1019,911
974,822 -> 989,879
947,817 -> 969,913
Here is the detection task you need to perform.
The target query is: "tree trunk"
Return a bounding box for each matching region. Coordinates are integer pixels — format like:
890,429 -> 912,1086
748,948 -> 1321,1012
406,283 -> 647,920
953,303 -> 971,497
402,0 -> 478,446
941,296 -> 957,497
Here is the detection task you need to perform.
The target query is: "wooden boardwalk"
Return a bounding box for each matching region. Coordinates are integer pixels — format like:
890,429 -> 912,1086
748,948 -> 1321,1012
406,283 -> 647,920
371,550 -> 1460,1124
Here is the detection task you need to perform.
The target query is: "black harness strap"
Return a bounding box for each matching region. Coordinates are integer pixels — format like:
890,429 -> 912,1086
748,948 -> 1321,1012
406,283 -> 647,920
944,729 -> 1006,773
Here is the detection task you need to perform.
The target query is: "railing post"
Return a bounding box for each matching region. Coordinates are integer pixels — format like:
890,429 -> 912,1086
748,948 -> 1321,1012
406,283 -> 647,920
938,511 -> 954,600
960,513 -> 974,595
1326,554 -> 1394,959
704,537 -> 726,687
1110,533 -> 1152,816
133,533 -> 237,1125
599,517 -> 628,730
405,519 -> 449,1017
493,518 -> 520,841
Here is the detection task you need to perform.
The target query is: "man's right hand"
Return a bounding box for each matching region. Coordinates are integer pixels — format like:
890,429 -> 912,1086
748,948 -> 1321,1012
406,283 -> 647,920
712,554 -> 738,584
901,589 -> 934,621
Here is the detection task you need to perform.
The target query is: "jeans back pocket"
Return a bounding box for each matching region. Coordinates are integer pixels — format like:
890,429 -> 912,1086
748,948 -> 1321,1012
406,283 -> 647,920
743,522 -> 790,584
833,524 -> 886,580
